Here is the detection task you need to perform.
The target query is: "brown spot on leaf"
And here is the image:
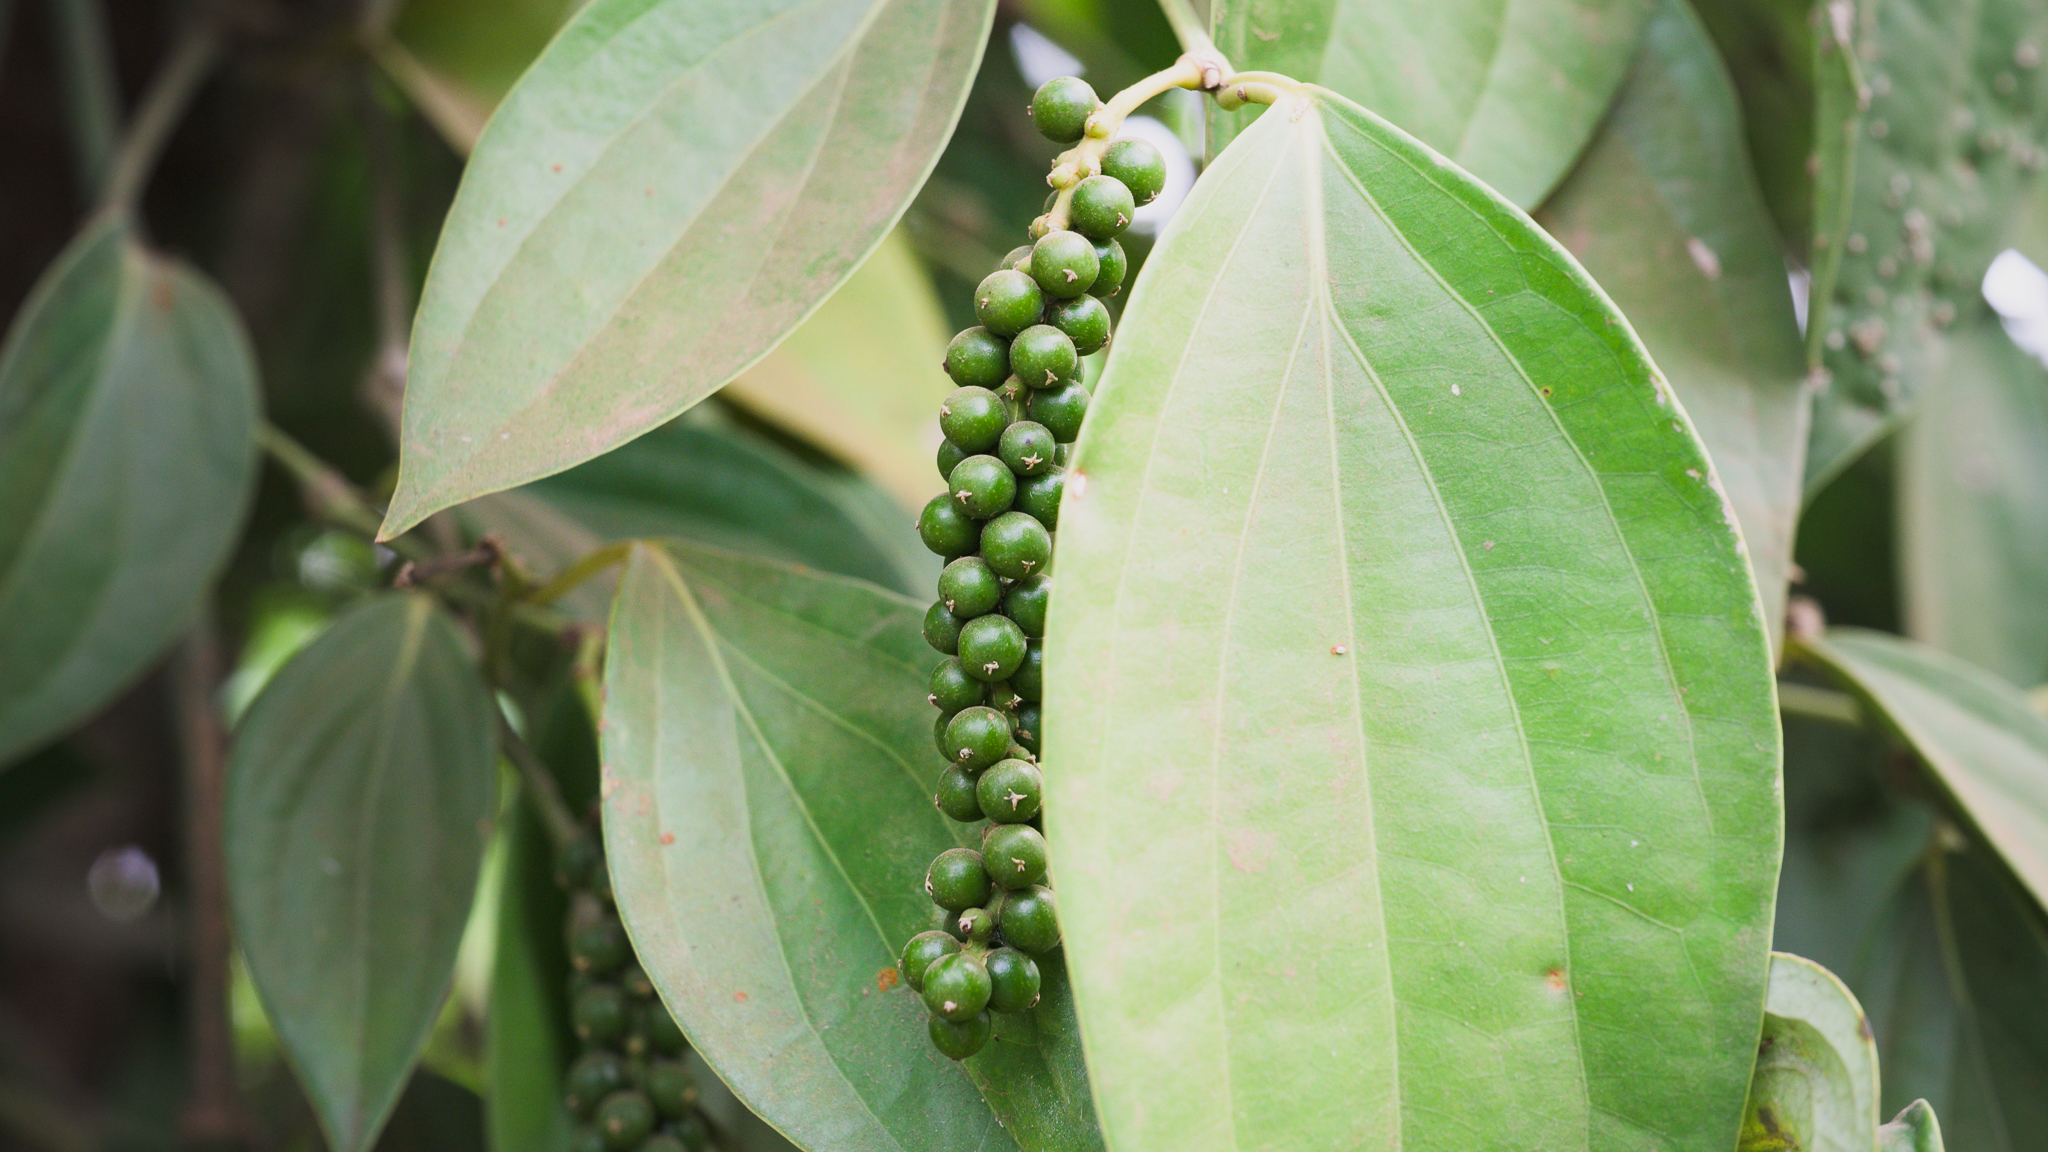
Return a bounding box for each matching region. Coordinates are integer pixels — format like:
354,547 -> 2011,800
1545,968 -> 1568,993
659,832 -> 675,845
878,968 -> 899,992
733,990 -> 748,1003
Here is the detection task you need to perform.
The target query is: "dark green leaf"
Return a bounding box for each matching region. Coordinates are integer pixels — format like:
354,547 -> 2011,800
1208,0 -> 1653,206
1691,0 -> 1817,253
601,541 -> 1101,1151
1538,0 -> 1810,651
227,594 -> 498,1152
485,800 -> 576,1152
1737,953 -> 1879,1152
381,0 -> 998,535
0,217 -> 260,766
1048,87 -> 1781,1150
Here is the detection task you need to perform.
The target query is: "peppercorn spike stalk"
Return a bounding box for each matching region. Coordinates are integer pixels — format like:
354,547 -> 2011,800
1040,54 -> 1230,233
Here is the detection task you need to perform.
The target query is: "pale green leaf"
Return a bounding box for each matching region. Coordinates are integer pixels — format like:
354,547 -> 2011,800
226,594 -> 498,1152
1208,0 -> 1652,207
600,541 -> 1102,1152
1046,87 -> 1780,1151
382,0 -> 997,535
1538,0 -> 1809,653
0,216 -> 260,766
1737,953 -> 1879,1152
1879,1100 -> 1945,1152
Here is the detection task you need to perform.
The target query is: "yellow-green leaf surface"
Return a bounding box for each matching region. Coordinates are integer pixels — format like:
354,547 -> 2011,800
226,594 -> 497,1152
1738,953 -> 1879,1152
1879,1100 -> 1945,1152
1797,629 -> 2048,917
0,217 -> 259,766
1538,0 -> 1809,652
601,542 -> 1102,1152
1209,0 -> 1651,207
1045,87 -> 1781,1151
381,0 -> 996,536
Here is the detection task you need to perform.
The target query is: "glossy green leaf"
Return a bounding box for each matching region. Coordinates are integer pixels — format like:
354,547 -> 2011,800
0,216 -> 260,767
1537,0 -> 1809,652
1208,0 -> 1652,206
226,594 -> 498,1152
1802,0 -> 2048,490
1738,953 -> 1879,1152
382,0 -> 997,536
1046,88 -> 1781,1152
1897,317 -> 2048,687
1796,629 -> 2048,918
1879,1100 -> 1946,1152
601,541 -> 1102,1152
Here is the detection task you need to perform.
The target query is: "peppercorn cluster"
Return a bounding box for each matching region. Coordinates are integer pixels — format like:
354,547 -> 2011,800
556,830 -> 719,1152
900,75 -> 1167,1061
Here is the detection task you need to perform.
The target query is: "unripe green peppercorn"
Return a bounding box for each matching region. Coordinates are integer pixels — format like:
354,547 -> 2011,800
565,1050 -> 630,1116
981,512 -> 1054,579
617,962 -> 654,1000
999,421 -> 1057,477
977,758 -> 1043,823
1013,701 -> 1043,754
934,763 -> 983,822
1031,230 -> 1099,298
669,1116 -> 713,1151
934,713 -> 954,758
958,614 -> 1027,681
1044,294 -> 1111,355
595,1091 -> 656,1150
1000,244 -> 1034,272
1029,76 -> 1100,143
638,1001 -> 688,1055
917,494 -> 978,559
943,327 -> 1010,388
1090,240 -> 1127,298
1101,137 -> 1168,205
997,884 -> 1061,953
570,917 -> 631,975
923,600 -> 964,655
1008,325 -> 1078,389
643,1060 -> 697,1118
573,982 -> 630,1043
928,1010 -> 993,1060
985,947 -> 1043,1013
936,438 -> 969,484
1004,574 -> 1052,636
1026,382 -> 1089,443
1010,641 -> 1044,701
984,823 -> 1050,889
900,929 -> 961,991
1014,470 -> 1064,530
974,269 -> 1045,337
957,906 -> 996,944
947,455 -> 1016,519
558,834 -> 603,890
936,903 -> 973,942
939,386 -> 1010,453
921,951 -> 993,1021
928,657 -> 984,712
642,1137 -> 688,1152
569,1127 -> 607,1152
943,705 -> 1012,770
1069,175 -> 1135,241
926,848 -> 994,911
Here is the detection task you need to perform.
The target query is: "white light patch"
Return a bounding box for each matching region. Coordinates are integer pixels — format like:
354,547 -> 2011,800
1983,248 -> 2048,363
1120,115 -> 1197,234
1009,23 -> 1082,89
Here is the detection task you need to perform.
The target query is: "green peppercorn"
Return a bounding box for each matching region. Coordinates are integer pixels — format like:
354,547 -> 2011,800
997,884 -> 1060,953
595,1090 -> 656,1150
1004,574 -> 1052,636
1031,230 -> 1099,299
921,951 -> 993,1021
1030,76 -> 1100,143
957,906 -> 996,944
934,763 -> 984,822
1090,240 -> 1127,298
998,421 -> 1057,479
1013,702 -> 1043,754
1069,175 -> 1135,241
1010,642 -> 1044,701
923,600 -> 964,655
1044,294 -> 1111,355
975,269 -> 1045,337
985,947 -> 1043,1014
958,614 -> 1027,682
926,847 -> 994,911
928,657 -> 984,712
644,1059 -> 697,1118
1014,470 -> 1064,530
981,512 -> 1053,579
1008,325 -> 1078,389
1026,382 -> 1089,443
936,439 -> 969,484
641,1137 -> 687,1152
571,917 -> 631,975
934,712 -> 955,758
901,929 -> 961,992
666,1114 -> 712,1152
1102,137 -> 1168,205
570,1127 -> 607,1152
936,903 -> 973,942
1000,243 -> 1035,272
565,1050 -> 631,1117
943,705 -> 1012,770
637,1001 -> 688,1055
558,834 -> 604,891
943,327 -> 1010,389
617,962 -> 654,1000
939,386 -> 1010,453
573,983 -> 630,1044
928,1010 -> 993,1060
917,494 -> 978,559
984,824 -> 1049,889
977,759 -> 1043,823
1005,740 -> 1035,763
947,454 -> 1016,519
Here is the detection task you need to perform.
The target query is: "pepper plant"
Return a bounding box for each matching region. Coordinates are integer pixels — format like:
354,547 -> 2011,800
1,0 -> 2045,1149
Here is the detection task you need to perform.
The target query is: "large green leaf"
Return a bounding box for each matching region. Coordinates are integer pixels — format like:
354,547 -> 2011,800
381,0 -> 997,535
0,217 -> 260,766
1796,629 -> 2048,918
1208,0 -> 1652,206
1045,87 -> 1781,1151
226,594 -> 498,1152
1738,953 -> 1880,1152
1690,0 -> 1817,254
1897,318 -> 2048,688
600,541 -> 1102,1152
1538,0 -> 1809,652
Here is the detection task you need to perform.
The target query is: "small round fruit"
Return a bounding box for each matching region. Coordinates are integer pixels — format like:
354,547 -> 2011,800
936,438 -> 969,484
977,758 -> 1043,823
923,600 -> 964,655
926,848 -> 994,911
570,917 -> 631,975
999,421 -> 1057,477
616,962 -> 653,1000
901,929 -> 962,991
939,386 -> 1010,453
918,494 -> 978,559
943,705 -> 1012,770
934,713 -> 954,758
947,455 -> 1016,519
638,1001 -> 688,1054
668,1115 -> 712,1152
570,1127 -> 607,1152
1102,137 -> 1168,205
1044,294 -> 1111,355
558,834 -> 604,890
1010,642 -> 1044,701
958,614 -> 1027,682
1029,76 -> 1100,143
921,951 -> 993,1021
1069,175 -> 1135,241
1000,243 -> 1035,272
936,903 -> 973,942
934,764 -> 984,822
943,326 -> 1009,389
642,1137 -> 688,1152
1012,702 -> 1043,754
975,269 -> 1045,337
1014,470 -> 1064,530
639,1059 -> 695,1119
565,1051 -> 630,1116
981,512 -> 1053,580
985,947 -> 1043,1013
573,983 -> 630,1043
928,1010 -> 993,1060
1004,575 -> 1052,637
1008,325 -> 1078,389
957,906 -> 996,944
1031,230 -> 1099,298
595,1090 -> 656,1150
984,824 -> 1049,889
997,885 -> 1061,953
929,657 -> 984,712
1026,382 -> 1089,442
1089,240 -> 1127,298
